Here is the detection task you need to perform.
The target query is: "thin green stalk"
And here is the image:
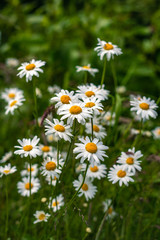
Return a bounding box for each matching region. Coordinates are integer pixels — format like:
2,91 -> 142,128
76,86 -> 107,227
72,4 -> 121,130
57,140 -> 59,168
32,78 -> 38,126
66,162 -> 89,210
91,117 -> 94,141
101,57 -> 107,87
95,209 -> 109,240
5,176 -> 9,238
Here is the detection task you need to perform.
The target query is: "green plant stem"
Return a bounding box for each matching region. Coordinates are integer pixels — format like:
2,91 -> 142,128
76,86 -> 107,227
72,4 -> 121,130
101,57 -> 107,87
66,162 -> 89,210
57,140 -> 59,168
5,176 -> 9,238
91,117 -> 94,141
32,78 -> 38,126
95,209 -> 109,240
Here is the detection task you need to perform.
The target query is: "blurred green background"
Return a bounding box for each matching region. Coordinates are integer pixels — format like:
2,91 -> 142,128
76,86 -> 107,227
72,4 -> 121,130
0,0 -> 160,95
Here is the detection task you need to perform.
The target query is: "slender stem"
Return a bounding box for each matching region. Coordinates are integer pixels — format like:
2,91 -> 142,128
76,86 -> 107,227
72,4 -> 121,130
101,57 -> 107,87
66,162 -> 89,209
32,78 -> 38,126
91,117 -> 94,141
57,140 -> 59,168
5,176 -> 9,238
111,60 -> 117,92
95,209 -> 109,240
84,72 -> 88,84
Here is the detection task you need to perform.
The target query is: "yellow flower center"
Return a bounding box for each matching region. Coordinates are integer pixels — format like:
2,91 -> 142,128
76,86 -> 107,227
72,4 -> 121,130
82,183 -> 88,191
41,146 -> 50,152
4,170 -> 10,174
8,93 -> 15,98
85,142 -> 98,153
60,95 -> 71,104
108,207 -> 113,214
139,103 -> 149,110
45,161 -> 56,171
52,201 -> 59,207
126,157 -> 134,165
90,166 -> 98,172
10,100 -> 17,107
93,125 -> 100,132
25,183 -> 33,190
117,170 -> 126,178
85,102 -> 95,108
23,145 -> 33,151
69,105 -> 82,114
54,124 -> 65,132
27,167 -> 34,172
106,115 -> 111,121
25,63 -> 36,71
85,91 -> 95,97
82,66 -> 90,69
103,43 -> 114,50
38,213 -> 46,220
157,129 -> 160,135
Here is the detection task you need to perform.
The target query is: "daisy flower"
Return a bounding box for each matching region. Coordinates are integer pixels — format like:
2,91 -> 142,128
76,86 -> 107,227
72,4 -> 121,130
108,165 -> 134,187
0,163 -> 17,176
50,89 -> 77,112
73,174 -> 97,201
44,119 -> 73,142
152,127 -> 160,139
85,122 -> 107,139
14,136 -> 41,158
1,88 -> 23,102
17,177 -> 40,197
41,156 -> 64,179
46,133 -> 58,143
21,163 -> 38,177
5,96 -> 25,115
74,136 -> 108,166
81,163 -> 107,180
116,86 -> 126,94
59,102 -> 92,126
39,144 -> 54,157
33,211 -> 50,224
102,111 -> 115,126
102,199 -> 116,219
6,58 -> 19,67
0,151 -> 12,164
17,59 -> 46,82
94,38 -> 122,61
49,194 -> 64,212
76,64 -> 99,77
117,147 -> 143,174
82,97 -> 103,115
130,96 -> 158,120
45,175 -> 59,186
76,83 -> 109,101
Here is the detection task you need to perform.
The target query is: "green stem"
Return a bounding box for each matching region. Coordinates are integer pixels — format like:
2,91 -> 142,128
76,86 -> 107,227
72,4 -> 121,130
101,57 -> 107,87
32,78 -> 38,126
57,140 -> 59,168
91,117 -> 94,141
95,209 -> 109,240
5,177 -> 9,238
